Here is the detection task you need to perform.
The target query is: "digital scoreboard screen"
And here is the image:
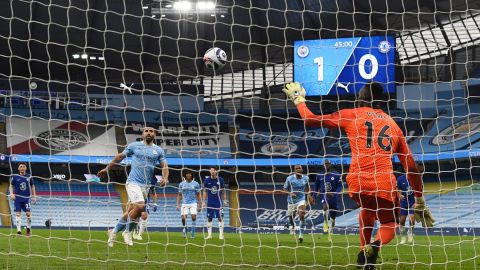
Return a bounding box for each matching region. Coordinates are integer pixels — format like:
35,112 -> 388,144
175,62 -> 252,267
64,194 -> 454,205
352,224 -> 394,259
294,36 -> 395,96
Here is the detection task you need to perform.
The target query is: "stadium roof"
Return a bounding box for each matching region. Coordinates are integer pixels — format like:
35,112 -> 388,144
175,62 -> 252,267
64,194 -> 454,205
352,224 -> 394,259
0,0 -> 479,82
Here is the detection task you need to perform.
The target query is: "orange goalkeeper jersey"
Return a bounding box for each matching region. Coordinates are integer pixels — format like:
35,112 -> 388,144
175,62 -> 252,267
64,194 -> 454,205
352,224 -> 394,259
297,103 -> 422,202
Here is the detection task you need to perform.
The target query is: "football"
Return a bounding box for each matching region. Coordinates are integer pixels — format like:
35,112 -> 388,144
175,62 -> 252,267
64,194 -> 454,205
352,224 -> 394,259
204,47 -> 227,70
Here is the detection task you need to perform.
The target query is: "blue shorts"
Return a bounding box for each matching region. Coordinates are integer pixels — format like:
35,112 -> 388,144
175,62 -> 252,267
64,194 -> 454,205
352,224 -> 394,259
207,207 -> 223,219
321,196 -> 338,210
14,199 -> 31,213
399,198 -> 415,216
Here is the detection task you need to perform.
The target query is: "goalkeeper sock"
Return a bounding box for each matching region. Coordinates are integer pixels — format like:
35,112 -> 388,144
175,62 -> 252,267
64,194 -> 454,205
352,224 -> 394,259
26,216 -> 31,229
114,217 -> 127,234
207,221 -> 213,236
138,218 -> 147,236
16,215 -> 21,232
219,220 -> 224,235
376,222 -> 396,246
359,209 -> 376,248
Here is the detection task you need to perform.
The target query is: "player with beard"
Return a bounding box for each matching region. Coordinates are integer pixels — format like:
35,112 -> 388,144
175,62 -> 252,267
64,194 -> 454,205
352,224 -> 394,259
98,126 -> 169,247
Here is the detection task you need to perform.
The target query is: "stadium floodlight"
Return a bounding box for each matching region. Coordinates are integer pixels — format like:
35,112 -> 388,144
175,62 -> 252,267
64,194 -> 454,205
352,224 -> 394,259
173,1 -> 191,11
89,56 -> 96,60
72,54 -> 80,59
142,6 -> 149,9
81,54 -> 88,59
196,1 -> 215,10
98,56 -> 105,60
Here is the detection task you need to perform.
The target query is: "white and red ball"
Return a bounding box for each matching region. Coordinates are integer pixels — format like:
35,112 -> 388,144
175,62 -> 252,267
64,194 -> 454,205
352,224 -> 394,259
203,47 -> 227,70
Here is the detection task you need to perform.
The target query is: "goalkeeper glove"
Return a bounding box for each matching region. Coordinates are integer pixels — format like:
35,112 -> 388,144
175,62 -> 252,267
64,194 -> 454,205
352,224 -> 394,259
152,203 -> 158,212
282,82 -> 306,105
414,196 -> 435,227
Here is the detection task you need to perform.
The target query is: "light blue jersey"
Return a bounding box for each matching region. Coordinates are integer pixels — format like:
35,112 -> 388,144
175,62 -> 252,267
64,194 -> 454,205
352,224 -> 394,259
122,142 -> 166,186
179,180 -> 201,204
283,174 -> 309,204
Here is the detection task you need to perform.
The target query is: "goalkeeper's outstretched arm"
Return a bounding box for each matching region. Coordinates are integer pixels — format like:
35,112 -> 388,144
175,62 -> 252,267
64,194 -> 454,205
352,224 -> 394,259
283,82 -> 342,129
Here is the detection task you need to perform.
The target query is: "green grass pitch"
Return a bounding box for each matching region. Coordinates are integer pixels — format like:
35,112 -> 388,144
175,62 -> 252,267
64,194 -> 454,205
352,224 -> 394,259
0,228 -> 479,269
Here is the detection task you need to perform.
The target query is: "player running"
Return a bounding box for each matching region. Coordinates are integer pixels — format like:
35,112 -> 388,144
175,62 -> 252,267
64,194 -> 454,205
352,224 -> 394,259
10,163 -> 36,237
313,159 -> 342,239
177,171 -> 201,239
397,174 -> 416,244
202,167 -> 227,240
99,126 -> 168,247
283,164 -> 312,243
284,82 -> 434,269
133,176 -> 158,241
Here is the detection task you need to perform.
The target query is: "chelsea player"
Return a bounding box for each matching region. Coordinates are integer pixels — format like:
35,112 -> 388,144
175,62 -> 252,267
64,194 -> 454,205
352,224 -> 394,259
177,171 -> 201,238
99,126 -> 169,247
314,159 -> 342,236
283,164 -> 312,243
203,167 -> 227,240
397,174 -> 416,244
10,163 -> 36,236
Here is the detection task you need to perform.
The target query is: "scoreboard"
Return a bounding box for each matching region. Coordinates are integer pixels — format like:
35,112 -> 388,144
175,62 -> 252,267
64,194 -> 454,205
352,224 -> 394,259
294,35 -> 395,96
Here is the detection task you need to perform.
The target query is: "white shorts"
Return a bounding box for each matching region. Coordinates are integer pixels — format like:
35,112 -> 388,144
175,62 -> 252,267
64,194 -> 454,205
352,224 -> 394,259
287,200 -> 306,216
181,203 -> 198,216
126,183 -> 148,204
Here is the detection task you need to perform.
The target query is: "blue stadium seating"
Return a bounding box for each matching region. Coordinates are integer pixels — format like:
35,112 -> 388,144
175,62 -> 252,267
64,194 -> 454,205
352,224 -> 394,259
5,181 -> 229,230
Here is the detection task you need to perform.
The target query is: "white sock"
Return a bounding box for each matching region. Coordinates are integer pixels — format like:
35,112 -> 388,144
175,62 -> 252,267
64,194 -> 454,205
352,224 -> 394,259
138,218 -> 147,236
399,225 -> 406,236
207,221 -> 212,236
219,220 -> 224,235
26,216 -> 31,229
16,216 -> 21,232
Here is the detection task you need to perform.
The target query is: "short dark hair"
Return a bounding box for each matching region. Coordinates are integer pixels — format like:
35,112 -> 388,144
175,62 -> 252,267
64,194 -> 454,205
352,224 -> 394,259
18,163 -> 27,167
183,170 -> 194,177
358,82 -> 385,108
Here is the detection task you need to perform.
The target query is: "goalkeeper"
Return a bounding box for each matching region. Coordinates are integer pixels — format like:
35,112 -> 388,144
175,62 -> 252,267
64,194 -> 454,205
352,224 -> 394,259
284,82 -> 434,269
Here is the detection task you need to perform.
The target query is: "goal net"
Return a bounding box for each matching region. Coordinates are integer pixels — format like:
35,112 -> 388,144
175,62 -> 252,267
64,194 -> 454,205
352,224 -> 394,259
0,0 -> 480,268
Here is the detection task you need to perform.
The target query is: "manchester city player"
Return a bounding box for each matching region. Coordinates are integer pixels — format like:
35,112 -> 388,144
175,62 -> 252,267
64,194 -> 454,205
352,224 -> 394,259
98,126 -> 169,247
202,167 -> 227,240
10,163 -> 36,236
177,171 -> 201,238
133,176 -> 158,241
283,164 -> 312,243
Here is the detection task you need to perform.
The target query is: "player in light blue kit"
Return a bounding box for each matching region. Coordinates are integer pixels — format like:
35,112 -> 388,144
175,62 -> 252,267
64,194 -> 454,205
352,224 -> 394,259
313,159 -> 342,237
203,167 -> 227,240
397,174 -> 416,244
283,164 -> 313,243
10,163 -> 36,236
133,176 -> 158,241
177,171 -> 201,238
98,127 -> 169,247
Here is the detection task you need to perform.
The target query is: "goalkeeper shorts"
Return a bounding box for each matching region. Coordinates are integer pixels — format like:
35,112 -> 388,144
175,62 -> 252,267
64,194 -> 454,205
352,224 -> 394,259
351,194 -> 398,224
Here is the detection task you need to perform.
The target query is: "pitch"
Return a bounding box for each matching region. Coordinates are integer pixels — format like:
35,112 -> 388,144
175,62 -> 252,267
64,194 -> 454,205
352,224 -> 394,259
0,228 -> 478,269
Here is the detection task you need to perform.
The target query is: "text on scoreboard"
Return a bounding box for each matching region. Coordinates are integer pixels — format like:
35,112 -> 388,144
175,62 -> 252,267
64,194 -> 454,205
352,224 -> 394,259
294,36 -> 395,96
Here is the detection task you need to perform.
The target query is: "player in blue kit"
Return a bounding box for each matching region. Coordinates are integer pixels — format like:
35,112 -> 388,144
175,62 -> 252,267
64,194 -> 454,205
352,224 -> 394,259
99,126 -> 169,247
177,171 -> 201,238
397,174 -> 416,244
283,164 -> 312,243
313,159 -> 342,238
203,167 -> 227,240
10,163 -> 36,236
133,176 -> 158,240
